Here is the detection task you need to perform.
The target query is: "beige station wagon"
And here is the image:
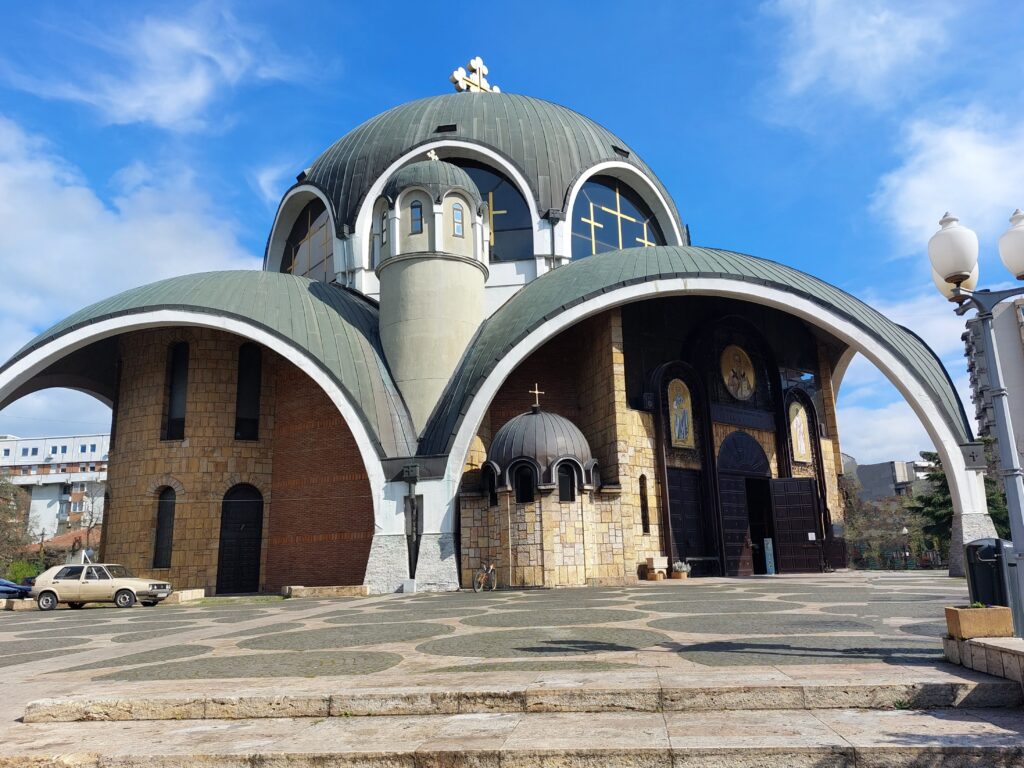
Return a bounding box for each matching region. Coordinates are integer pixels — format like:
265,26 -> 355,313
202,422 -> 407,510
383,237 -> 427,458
31,564 -> 172,611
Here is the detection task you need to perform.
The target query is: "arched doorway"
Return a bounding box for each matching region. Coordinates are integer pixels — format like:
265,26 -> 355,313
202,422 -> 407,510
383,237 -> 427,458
217,484 -> 264,594
717,431 -> 773,576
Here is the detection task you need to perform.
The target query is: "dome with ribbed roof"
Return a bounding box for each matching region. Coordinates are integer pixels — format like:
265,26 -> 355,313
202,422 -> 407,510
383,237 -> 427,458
302,92 -> 681,238
486,405 -> 597,487
382,160 -> 481,205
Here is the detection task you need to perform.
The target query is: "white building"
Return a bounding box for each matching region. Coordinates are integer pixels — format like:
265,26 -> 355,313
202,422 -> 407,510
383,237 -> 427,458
0,433 -> 109,539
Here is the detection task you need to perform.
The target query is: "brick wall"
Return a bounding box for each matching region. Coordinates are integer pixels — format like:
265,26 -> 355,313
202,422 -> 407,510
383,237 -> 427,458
264,362 -> 373,591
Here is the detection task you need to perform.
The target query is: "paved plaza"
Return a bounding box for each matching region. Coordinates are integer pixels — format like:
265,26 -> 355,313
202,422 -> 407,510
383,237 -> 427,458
2,571 -> 1024,765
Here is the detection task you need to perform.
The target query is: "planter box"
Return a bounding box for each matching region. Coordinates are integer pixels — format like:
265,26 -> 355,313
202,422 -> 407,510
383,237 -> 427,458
646,572 -> 664,581
671,572 -> 689,580
945,606 -> 1014,640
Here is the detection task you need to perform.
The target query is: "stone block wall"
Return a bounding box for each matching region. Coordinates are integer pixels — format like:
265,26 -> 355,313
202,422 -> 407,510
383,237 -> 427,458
816,342 -> 845,522
104,328 -> 277,591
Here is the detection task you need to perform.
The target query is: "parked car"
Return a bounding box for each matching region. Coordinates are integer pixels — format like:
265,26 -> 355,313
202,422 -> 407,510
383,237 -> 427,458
0,578 -> 31,599
30,564 -> 172,611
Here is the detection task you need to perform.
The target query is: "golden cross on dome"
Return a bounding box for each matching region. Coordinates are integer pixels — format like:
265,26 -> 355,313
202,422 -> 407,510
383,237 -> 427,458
580,201 -> 604,256
635,221 -> 656,248
426,149 -> 439,161
450,56 -> 501,93
600,187 -> 637,249
529,383 -> 545,407
487,191 -> 506,247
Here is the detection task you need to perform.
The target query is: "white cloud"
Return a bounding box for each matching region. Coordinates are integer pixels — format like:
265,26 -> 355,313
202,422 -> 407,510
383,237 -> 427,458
838,399 -> 931,464
766,0 -> 954,107
0,115 -> 260,435
872,108 -> 1024,257
251,162 -> 295,209
1,6 -> 294,131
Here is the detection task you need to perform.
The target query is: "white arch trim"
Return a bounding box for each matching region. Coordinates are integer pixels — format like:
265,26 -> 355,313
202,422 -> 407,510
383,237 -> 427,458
264,184 -> 340,274
441,277 -> 991,571
352,140 -> 545,272
561,160 -> 685,255
0,310 -> 387,526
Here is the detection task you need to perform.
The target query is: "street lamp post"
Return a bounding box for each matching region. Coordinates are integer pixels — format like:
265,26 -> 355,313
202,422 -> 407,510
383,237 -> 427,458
929,209 -> 1024,637
901,525 -> 911,570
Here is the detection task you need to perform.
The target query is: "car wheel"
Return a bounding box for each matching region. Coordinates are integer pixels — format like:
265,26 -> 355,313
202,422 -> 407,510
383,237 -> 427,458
114,589 -> 136,609
68,602 -> 85,609
37,592 -> 58,611
141,601 -> 157,607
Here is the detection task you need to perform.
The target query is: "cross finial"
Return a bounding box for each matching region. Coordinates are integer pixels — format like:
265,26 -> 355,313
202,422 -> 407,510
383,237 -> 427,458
529,383 -> 545,408
450,56 -> 501,93
426,149 -> 439,161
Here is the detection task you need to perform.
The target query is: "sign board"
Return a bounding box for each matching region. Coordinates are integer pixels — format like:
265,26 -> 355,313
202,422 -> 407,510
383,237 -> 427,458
960,442 -> 988,471
807,531 -> 816,541
764,538 -> 776,575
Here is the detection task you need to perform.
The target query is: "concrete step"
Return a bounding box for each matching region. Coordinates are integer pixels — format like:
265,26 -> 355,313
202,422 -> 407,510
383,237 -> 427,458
24,678 -> 1023,722
2,709 -> 1024,767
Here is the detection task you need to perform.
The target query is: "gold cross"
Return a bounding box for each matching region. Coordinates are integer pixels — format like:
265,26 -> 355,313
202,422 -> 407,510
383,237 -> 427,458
529,383 -> 545,407
487,191 -> 507,247
450,56 -> 501,93
600,187 -> 637,249
580,201 -> 604,256
635,221 -> 656,248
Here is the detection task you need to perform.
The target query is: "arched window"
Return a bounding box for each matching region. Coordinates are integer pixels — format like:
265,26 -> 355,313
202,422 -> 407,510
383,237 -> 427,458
153,487 -> 175,568
380,210 -> 388,245
163,342 -> 189,441
449,159 -> 533,262
558,463 -> 576,502
514,465 -> 534,504
280,198 -> 332,281
570,176 -> 666,259
483,466 -> 498,507
639,474 -> 650,534
410,201 -> 423,235
452,202 -> 464,238
234,343 -> 262,440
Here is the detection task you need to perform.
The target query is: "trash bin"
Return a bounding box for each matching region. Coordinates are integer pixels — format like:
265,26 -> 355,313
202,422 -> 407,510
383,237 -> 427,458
965,538 -> 1010,607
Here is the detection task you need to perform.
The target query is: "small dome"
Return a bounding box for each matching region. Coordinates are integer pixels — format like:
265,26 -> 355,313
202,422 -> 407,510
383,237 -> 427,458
382,160 -> 481,206
487,406 -> 594,485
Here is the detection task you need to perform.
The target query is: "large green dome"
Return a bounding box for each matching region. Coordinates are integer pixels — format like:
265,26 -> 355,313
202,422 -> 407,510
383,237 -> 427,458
302,92 -> 682,238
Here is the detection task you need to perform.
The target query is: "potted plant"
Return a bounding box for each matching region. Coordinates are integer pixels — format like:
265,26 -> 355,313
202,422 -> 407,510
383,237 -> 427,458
671,561 -> 691,580
945,602 -> 1014,640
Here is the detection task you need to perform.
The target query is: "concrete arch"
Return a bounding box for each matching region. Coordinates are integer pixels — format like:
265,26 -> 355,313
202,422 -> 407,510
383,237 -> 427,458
264,184 -> 338,274
561,160 -> 686,254
146,476 -> 186,497
0,310 -> 387,529
440,277 -> 992,576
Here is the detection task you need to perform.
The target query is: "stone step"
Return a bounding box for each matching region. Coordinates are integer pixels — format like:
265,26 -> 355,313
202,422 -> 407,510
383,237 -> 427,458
24,678 -> 1022,722
2,709 -> 1024,767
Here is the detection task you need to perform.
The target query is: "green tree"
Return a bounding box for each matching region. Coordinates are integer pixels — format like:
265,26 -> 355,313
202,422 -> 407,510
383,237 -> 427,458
906,451 -> 954,556
0,475 -> 32,577
981,437 -> 1011,540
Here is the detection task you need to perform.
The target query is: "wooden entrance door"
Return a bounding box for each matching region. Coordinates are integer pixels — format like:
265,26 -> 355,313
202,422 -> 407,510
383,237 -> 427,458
719,473 -> 754,576
769,478 -> 822,573
217,485 -> 264,594
667,468 -> 717,575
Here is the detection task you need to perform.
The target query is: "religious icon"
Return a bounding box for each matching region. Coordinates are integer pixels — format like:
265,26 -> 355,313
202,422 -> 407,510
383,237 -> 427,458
789,401 -> 812,463
720,345 -> 755,401
667,379 -> 695,449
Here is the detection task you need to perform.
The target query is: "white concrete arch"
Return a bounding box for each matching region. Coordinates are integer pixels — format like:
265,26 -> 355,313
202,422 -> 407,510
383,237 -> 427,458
352,140 -> 545,275
0,310 -> 387,527
560,161 -> 685,256
264,184 -> 340,275
440,277 -> 993,576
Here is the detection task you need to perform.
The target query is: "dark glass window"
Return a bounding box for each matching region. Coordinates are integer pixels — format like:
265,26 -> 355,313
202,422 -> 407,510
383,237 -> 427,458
380,210 -> 388,245
514,465 -> 535,504
484,467 -> 498,507
410,201 -> 423,234
153,488 -> 175,568
571,175 -> 665,259
558,464 -> 576,502
452,203 -> 464,238
234,343 -> 262,440
280,198 -> 332,282
449,159 -> 533,262
640,474 -> 651,534
163,342 -> 189,441
55,566 -> 84,580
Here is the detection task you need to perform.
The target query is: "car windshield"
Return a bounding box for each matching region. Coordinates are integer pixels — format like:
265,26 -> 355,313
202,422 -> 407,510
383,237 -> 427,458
105,565 -> 134,578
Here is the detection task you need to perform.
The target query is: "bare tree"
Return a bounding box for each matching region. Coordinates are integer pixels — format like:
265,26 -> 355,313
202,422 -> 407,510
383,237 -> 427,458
0,474 -> 31,575
80,479 -> 104,552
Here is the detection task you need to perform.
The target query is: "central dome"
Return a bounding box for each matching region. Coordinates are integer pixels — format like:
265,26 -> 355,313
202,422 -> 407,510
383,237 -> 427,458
303,92 -> 680,237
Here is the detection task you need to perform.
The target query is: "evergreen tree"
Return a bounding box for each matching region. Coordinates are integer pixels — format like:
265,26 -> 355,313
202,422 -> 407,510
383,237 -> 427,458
905,451 -> 953,556
981,437 -> 1011,540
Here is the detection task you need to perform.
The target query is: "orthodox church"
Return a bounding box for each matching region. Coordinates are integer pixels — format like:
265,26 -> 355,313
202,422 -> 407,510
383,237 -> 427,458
0,59 -> 992,594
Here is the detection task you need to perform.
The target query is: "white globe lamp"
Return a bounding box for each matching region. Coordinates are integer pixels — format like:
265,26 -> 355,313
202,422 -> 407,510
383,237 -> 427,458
928,212 -> 978,286
932,263 -> 979,301
998,209 -> 1024,280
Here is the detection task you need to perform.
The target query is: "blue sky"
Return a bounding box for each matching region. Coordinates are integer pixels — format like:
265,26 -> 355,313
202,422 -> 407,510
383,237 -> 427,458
0,0 -> 1022,463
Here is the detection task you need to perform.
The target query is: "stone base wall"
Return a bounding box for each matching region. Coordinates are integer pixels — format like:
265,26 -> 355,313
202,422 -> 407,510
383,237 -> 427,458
412,533 -> 460,592
363,533 -> 410,594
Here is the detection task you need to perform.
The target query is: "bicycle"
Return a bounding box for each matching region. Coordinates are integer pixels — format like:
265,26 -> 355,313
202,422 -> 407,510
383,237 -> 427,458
472,562 -> 497,592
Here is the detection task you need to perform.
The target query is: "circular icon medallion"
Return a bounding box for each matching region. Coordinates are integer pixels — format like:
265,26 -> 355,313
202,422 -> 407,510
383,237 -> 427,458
721,345 -> 756,401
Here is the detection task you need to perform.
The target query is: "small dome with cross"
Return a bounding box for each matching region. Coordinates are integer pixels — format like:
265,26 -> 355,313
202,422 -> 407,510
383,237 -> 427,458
485,404 -> 597,490
382,160 -> 482,207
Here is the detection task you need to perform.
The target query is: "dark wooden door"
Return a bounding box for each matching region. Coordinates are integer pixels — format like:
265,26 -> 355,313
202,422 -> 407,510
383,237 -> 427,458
667,468 -> 717,575
217,485 -> 264,594
769,478 -> 822,573
719,472 -> 753,576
